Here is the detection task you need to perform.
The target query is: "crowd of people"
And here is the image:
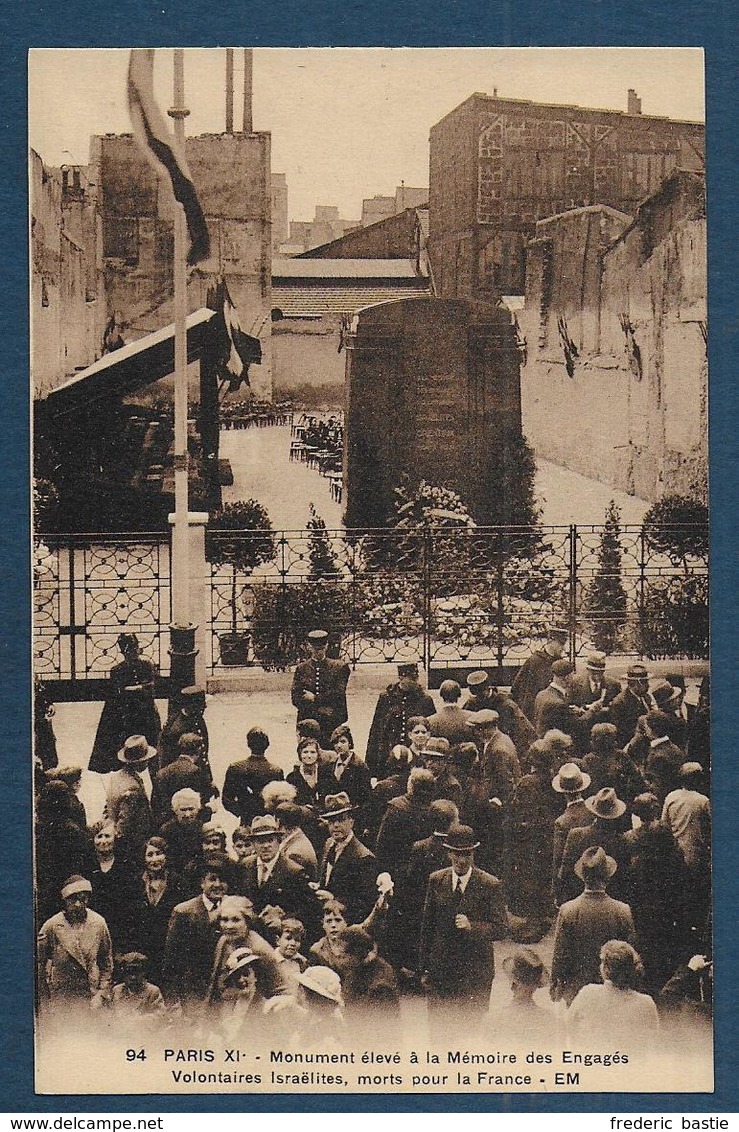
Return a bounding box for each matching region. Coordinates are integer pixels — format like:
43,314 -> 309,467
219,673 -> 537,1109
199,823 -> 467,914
35,625 -> 712,1055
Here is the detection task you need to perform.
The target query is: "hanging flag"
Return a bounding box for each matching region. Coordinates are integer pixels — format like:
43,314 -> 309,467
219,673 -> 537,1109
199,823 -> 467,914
102,312 -> 125,354
127,49 -> 210,267
207,279 -> 262,392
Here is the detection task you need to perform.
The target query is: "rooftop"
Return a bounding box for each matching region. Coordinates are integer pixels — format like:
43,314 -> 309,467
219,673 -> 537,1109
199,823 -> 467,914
272,258 -> 423,280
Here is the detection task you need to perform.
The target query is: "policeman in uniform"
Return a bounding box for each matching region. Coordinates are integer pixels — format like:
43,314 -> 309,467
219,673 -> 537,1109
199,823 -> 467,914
291,629 -> 350,748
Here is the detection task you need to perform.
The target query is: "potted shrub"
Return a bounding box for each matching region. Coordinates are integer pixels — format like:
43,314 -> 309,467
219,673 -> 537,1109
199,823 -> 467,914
206,500 -> 276,666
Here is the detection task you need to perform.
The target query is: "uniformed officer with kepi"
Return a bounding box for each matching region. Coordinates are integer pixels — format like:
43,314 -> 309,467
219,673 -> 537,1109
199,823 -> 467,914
291,629 -> 350,748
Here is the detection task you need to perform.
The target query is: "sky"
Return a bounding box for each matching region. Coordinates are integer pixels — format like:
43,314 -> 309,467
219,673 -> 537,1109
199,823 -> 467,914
29,48 -> 705,223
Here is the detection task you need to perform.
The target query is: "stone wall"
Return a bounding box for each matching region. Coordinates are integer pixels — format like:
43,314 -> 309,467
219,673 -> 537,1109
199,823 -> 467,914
90,131 -> 273,400
31,151 -> 105,398
271,317 -> 345,394
519,171 -> 707,503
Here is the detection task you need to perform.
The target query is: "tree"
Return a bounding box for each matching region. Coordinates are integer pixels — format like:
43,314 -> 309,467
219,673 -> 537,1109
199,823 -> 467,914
207,501 -> 276,644
583,500 -> 628,653
643,494 -> 709,573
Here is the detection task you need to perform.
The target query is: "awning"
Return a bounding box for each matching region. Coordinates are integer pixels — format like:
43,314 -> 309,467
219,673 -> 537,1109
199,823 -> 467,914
39,307 -> 216,419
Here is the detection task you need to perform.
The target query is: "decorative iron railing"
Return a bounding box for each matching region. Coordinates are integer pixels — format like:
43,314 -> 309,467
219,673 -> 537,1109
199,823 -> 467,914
208,524 -> 709,673
32,525 -> 708,686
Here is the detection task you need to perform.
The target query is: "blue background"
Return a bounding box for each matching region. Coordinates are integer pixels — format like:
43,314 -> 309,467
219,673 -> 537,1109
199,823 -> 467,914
2,0 -> 737,1113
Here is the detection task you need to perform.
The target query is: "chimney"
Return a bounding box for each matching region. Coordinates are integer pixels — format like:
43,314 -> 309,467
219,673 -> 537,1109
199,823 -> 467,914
243,48 -> 253,134
225,48 -> 234,133
627,89 -> 642,115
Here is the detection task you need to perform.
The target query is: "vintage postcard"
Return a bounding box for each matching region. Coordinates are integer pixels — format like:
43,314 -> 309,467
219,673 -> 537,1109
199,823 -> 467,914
30,47 -> 712,1097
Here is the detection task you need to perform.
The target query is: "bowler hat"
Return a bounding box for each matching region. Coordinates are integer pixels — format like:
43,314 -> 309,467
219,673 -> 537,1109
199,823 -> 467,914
223,946 -> 261,984
249,814 -> 282,839
574,845 -> 618,882
584,786 -> 627,820
321,792 -> 356,820
502,948 -> 549,987
467,670 -> 490,690
626,663 -> 650,682
117,735 -> 157,767
552,762 -> 591,794
307,629 -> 329,644
442,823 -> 480,851
585,651 -> 607,671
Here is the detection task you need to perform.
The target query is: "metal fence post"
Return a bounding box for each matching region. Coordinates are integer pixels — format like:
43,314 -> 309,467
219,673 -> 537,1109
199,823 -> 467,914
569,525 -> 578,662
423,528 -> 432,676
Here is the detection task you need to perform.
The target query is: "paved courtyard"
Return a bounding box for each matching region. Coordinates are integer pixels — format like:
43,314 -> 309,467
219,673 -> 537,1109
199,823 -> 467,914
219,423 -> 649,533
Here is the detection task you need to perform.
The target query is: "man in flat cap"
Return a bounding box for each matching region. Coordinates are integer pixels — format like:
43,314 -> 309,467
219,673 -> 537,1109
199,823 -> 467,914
366,663 -> 435,778
420,823 -> 509,1039
37,875 -> 113,1018
463,670 -> 536,758
511,625 -> 570,724
291,630 -> 350,749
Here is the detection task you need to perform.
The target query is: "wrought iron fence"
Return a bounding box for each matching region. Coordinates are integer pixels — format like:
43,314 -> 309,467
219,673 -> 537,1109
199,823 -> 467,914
33,534 -> 171,684
208,524 -> 709,673
32,526 -> 708,687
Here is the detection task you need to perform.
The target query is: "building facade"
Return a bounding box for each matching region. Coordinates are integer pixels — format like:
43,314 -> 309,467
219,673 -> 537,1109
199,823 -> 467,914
90,129 -> 273,399
429,91 -> 705,297
518,170 -> 707,503
31,151 -> 106,399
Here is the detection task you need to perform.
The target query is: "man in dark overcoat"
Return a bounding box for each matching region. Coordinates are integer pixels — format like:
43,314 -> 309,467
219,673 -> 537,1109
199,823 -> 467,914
420,823 -> 509,1040
161,856 -> 230,1012
318,792 -> 380,924
291,629 -> 350,748
222,727 -> 284,828
511,625 -> 569,723
365,663 -> 435,778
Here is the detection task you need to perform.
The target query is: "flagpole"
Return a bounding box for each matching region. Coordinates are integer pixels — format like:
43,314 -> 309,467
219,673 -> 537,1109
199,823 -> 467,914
168,49 -> 196,692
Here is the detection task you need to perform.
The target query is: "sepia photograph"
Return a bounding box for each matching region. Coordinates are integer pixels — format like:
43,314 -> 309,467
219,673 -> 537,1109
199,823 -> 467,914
29,47 -> 711,1096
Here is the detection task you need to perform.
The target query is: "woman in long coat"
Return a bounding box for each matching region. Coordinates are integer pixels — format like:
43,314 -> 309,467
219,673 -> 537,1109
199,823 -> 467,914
89,633 -> 161,773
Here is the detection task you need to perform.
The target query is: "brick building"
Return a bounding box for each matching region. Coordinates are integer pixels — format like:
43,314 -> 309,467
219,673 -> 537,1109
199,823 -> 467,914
518,169 -> 707,503
429,91 -> 704,297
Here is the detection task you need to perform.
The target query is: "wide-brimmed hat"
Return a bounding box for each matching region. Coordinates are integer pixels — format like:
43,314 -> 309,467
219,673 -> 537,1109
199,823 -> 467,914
585,786 -> 627,819
442,823 -> 480,851
651,678 -> 683,711
502,948 -> 549,988
249,814 -> 282,839
223,946 -> 261,984
60,875 -> 92,900
552,762 -> 591,794
321,792 -> 356,820
574,845 -> 618,882
297,965 -> 344,1004
117,735 -> 157,767
466,670 -> 490,690
626,663 -> 650,682
585,651 -> 607,671
307,629 -> 329,644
